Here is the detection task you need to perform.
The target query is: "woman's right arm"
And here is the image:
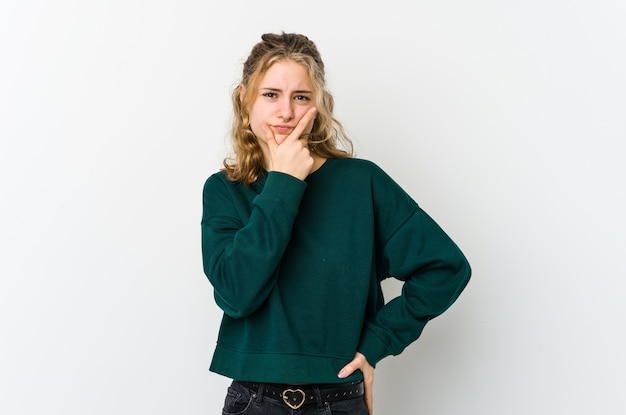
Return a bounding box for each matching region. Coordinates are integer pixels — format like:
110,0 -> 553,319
201,172 -> 307,319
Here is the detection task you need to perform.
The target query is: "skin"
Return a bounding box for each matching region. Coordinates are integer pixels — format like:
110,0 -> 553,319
339,352 -> 375,414
244,60 -> 376,414
243,60 -> 324,179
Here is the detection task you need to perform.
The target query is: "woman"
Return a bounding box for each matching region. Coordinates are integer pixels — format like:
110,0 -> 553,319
201,32 -> 471,415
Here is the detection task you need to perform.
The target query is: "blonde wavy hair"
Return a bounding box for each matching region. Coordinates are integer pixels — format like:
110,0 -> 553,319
223,32 -> 353,185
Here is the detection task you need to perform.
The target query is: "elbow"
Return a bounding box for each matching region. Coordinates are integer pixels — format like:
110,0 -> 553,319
449,249 -> 471,289
459,253 -> 472,286
447,253 -> 471,302
213,290 -> 265,319
204,262 -> 265,319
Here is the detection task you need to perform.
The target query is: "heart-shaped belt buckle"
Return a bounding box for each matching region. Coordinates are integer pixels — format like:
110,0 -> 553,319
282,388 -> 306,410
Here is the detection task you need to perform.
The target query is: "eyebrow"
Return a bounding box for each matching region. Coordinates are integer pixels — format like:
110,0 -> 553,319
260,87 -> 313,94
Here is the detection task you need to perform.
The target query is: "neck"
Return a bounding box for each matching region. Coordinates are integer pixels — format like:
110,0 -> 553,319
259,147 -> 327,176
310,154 -> 327,173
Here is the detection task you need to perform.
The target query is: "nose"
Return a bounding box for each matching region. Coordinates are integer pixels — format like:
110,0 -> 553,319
276,98 -> 294,121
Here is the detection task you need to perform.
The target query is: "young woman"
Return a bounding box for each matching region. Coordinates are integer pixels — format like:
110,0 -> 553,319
201,32 -> 471,415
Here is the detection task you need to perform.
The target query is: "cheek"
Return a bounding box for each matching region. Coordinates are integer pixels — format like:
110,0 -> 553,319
249,122 -> 267,143
247,108 -> 266,139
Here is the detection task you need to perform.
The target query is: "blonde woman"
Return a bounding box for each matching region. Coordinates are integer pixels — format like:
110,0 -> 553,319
201,32 -> 471,414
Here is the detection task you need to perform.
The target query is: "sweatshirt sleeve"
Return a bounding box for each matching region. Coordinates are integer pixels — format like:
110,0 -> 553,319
357,167 -> 471,366
201,172 -> 307,319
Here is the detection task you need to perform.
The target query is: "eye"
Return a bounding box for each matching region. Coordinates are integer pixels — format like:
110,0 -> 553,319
294,95 -> 311,102
262,92 -> 278,99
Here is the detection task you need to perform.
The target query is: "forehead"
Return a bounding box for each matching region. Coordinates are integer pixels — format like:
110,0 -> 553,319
259,60 -> 312,89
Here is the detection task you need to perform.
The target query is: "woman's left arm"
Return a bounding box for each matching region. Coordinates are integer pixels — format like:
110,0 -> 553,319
338,352 -> 375,415
358,204 -> 471,367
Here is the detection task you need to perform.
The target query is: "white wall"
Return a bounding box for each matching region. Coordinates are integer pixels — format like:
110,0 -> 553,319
1,1 -> 624,414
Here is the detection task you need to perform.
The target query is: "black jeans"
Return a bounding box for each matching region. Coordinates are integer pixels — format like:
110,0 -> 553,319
221,380 -> 369,415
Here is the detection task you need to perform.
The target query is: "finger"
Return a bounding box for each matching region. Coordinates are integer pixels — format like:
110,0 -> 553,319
284,107 -> 317,143
363,367 -> 374,415
364,383 -> 374,415
337,355 -> 363,379
337,357 -> 359,379
339,354 -> 374,414
301,106 -> 317,135
261,124 -> 278,151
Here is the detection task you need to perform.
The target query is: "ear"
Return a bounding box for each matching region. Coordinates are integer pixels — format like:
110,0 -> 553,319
238,84 -> 245,102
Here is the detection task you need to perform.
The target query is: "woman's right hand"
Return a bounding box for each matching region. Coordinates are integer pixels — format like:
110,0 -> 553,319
262,107 -> 317,181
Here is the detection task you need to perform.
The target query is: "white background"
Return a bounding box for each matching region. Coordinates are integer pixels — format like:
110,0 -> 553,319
1,1 -> 625,414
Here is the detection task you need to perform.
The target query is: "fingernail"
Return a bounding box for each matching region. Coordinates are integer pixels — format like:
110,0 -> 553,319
337,370 -> 346,378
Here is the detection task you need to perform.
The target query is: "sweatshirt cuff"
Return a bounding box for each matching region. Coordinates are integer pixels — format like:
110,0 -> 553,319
357,326 -> 390,367
261,171 -> 307,208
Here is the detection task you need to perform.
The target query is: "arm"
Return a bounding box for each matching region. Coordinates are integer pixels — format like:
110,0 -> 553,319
339,212 -> 469,415
202,108 -> 316,318
201,172 -> 307,318
338,352 -> 375,414
356,165 -> 471,366
358,205 -> 471,365
341,165 -> 470,415
202,108 -> 317,318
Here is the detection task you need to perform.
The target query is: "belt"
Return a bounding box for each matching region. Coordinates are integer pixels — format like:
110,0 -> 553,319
238,380 -> 364,410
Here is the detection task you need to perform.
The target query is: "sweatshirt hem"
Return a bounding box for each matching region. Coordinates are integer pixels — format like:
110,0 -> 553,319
209,345 -> 363,384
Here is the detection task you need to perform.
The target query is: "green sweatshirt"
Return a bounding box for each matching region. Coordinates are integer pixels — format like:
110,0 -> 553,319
201,157 -> 470,384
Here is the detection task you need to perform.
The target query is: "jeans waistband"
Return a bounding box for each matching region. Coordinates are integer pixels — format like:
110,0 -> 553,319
237,380 -> 364,409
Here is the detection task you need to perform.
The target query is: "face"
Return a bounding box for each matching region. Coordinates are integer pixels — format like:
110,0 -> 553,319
244,60 -> 316,148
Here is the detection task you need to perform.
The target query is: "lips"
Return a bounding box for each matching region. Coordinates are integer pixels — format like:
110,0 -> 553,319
272,125 -> 294,134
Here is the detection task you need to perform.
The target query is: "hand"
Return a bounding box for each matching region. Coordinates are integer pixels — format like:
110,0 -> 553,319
338,352 -> 375,414
262,107 -> 317,181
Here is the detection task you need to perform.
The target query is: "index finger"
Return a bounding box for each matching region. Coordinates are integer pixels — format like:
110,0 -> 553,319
284,107 -> 317,143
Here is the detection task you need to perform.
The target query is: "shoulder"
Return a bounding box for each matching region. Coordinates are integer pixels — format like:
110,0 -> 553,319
203,170 -> 229,191
330,158 -> 399,188
202,170 -> 249,200
329,157 -> 387,176
333,157 -> 378,168
337,158 -> 417,205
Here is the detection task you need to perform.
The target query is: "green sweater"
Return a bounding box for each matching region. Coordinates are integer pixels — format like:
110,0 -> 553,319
201,157 -> 470,384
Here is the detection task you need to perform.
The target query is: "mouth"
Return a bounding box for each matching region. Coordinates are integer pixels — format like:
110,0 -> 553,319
272,125 -> 294,134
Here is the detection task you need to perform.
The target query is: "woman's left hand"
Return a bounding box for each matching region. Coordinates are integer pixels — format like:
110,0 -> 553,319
338,352 -> 374,414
